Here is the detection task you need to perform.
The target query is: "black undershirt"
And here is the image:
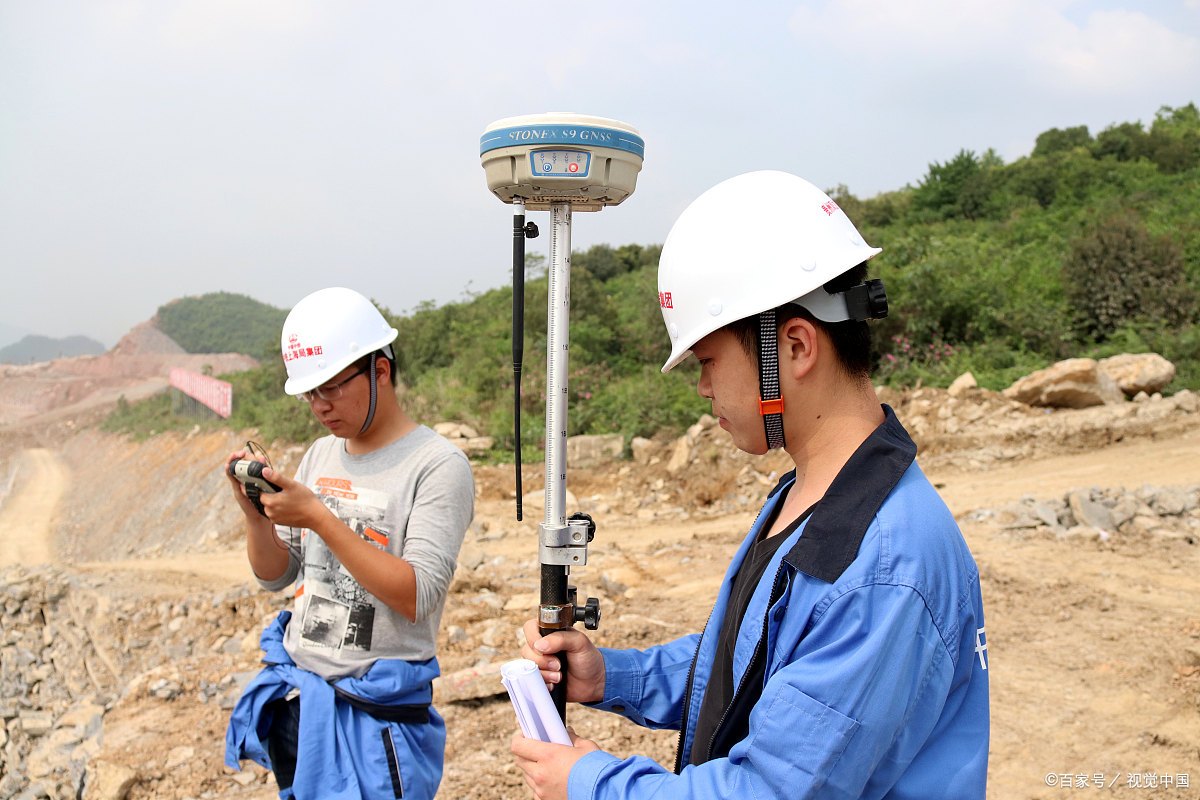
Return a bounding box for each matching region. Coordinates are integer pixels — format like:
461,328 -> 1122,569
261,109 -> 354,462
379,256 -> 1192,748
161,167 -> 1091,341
689,489 -> 814,765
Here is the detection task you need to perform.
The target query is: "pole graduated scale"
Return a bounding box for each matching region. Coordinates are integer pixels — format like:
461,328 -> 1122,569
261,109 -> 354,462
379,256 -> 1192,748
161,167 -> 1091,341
480,112 -> 644,722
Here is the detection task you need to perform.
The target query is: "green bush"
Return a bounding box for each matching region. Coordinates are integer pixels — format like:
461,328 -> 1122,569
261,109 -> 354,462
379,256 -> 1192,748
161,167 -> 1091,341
224,359 -> 324,443
101,392 -> 208,440
1063,212 -> 1196,340
573,364 -> 706,440
874,336 -> 1048,391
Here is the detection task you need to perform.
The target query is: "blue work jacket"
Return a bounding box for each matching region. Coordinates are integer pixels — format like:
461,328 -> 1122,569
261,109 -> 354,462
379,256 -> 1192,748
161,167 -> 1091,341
225,611 -> 445,800
572,407 -> 989,799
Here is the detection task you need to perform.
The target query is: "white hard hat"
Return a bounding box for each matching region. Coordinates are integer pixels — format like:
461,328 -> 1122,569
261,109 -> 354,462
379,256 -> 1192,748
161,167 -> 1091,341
657,170 -> 882,373
281,287 -> 398,395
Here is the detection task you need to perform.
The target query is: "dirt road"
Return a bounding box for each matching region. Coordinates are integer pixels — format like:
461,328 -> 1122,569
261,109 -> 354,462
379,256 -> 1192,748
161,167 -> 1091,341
0,448 -> 66,566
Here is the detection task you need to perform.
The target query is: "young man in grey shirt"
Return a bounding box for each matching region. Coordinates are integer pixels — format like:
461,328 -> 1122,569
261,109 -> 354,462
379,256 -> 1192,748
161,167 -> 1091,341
224,287 -> 474,800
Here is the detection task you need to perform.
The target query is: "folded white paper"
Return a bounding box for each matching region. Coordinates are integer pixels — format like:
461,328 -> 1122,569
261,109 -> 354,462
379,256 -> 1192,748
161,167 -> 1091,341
500,658 -> 572,745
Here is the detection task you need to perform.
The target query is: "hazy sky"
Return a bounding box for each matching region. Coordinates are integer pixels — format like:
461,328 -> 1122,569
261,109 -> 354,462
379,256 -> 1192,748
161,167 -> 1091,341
2,1 -> 1198,348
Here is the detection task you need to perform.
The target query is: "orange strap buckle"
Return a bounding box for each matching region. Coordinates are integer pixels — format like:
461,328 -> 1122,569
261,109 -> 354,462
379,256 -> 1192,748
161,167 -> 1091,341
758,397 -> 785,416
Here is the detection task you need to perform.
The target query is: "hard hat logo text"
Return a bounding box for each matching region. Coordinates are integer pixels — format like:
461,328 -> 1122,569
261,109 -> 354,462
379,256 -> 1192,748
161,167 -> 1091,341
659,291 -> 673,309
283,333 -> 323,362
821,200 -> 840,216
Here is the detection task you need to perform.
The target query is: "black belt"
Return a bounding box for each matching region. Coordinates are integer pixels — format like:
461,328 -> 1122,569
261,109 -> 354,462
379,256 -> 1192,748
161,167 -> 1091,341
332,687 -> 431,725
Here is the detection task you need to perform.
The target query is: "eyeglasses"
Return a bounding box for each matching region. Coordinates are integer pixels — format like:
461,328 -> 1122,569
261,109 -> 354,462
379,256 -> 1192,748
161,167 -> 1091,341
297,366 -> 367,403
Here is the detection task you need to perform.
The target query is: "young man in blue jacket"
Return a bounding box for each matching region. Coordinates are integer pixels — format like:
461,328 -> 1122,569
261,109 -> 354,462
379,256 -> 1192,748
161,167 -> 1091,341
512,171 -> 990,799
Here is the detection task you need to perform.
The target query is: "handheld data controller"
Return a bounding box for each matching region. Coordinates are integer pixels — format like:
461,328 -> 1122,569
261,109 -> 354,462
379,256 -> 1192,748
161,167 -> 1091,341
228,459 -> 282,517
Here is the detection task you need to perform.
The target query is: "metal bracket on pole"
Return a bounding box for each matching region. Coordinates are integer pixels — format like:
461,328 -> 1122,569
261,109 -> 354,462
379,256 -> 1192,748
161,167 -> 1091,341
539,518 -> 592,566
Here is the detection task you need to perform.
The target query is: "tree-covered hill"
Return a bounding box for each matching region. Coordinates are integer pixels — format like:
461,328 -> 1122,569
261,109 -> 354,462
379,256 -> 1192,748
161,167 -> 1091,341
108,104 -> 1200,450
844,102 -> 1199,390
155,292 -> 287,358
0,334 -> 106,364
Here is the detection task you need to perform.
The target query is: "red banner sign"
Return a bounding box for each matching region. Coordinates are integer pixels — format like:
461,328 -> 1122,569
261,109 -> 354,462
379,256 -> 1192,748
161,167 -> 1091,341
169,368 -> 232,418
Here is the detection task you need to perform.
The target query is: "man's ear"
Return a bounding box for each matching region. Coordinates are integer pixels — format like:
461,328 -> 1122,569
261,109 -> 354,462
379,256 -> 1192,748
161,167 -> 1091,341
375,354 -> 393,385
779,316 -> 819,380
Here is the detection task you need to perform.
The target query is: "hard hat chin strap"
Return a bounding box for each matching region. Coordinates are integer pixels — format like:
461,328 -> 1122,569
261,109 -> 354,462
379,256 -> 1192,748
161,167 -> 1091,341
358,353 -> 380,436
757,309 -> 786,451
753,280 -> 887,451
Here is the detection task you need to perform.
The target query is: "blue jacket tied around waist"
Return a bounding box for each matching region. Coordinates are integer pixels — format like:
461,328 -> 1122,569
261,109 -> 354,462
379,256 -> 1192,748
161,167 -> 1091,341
225,611 -> 445,800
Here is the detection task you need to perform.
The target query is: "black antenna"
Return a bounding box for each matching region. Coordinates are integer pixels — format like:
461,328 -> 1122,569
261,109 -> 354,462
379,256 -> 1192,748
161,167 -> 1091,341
512,202 -> 538,520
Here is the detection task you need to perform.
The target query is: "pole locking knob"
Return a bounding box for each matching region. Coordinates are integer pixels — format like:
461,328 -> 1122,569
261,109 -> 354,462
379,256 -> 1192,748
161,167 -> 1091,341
575,597 -> 601,630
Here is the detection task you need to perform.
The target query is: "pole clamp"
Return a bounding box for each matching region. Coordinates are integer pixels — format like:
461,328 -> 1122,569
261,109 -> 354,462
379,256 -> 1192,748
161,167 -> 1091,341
539,520 -> 591,566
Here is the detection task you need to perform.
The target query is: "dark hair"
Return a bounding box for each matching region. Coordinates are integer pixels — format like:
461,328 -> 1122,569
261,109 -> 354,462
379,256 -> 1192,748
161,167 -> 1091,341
355,350 -> 399,388
729,262 -> 873,379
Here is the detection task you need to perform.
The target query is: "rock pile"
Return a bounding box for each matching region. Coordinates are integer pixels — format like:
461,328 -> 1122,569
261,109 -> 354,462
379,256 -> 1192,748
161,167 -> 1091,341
433,422 -> 494,456
887,386 -> 1199,467
565,434 -> 623,468
0,566 -> 286,800
1002,353 -> 1177,409
596,383 -> 1200,512
968,484 -> 1200,543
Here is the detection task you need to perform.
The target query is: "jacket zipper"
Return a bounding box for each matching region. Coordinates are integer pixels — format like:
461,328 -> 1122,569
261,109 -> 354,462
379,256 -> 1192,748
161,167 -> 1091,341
702,559 -> 787,763
673,609 -> 712,774
675,483 -> 790,774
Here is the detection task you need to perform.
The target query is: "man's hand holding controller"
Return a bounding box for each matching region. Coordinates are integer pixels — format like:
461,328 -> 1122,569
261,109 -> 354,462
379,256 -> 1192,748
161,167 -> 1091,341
225,451 -> 282,518
224,450 -> 331,532
229,460 -> 282,515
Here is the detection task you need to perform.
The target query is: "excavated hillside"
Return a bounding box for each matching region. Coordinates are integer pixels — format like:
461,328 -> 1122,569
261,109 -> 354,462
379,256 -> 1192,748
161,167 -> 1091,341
0,322 -> 256,430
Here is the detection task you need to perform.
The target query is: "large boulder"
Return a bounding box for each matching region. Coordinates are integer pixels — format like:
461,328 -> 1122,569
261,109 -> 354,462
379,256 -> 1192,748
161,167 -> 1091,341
434,421 -> 480,439
630,436 -> 656,466
84,759 -> 139,800
1003,358 -> 1125,408
566,434 -> 623,467
432,662 -> 506,703
665,436 -> 692,475
452,436 -> 495,456
947,371 -> 977,397
434,421 -> 493,455
520,488 -> 579,514
1097,353 -> 1176,397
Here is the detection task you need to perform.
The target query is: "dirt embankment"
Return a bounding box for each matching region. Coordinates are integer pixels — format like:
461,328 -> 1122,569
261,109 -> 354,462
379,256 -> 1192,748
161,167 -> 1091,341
0,385 -> 1198,799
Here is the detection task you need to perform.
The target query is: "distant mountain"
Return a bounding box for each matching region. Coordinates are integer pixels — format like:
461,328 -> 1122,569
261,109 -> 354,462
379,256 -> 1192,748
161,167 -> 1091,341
0,334 -> 107,364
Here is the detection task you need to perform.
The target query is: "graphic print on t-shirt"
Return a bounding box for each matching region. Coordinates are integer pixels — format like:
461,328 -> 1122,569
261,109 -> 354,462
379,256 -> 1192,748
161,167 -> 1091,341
296,477 -> 392,657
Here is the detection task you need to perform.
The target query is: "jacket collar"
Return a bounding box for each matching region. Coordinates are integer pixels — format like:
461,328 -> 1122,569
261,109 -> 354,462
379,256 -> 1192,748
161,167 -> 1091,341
771,404 -> 917,583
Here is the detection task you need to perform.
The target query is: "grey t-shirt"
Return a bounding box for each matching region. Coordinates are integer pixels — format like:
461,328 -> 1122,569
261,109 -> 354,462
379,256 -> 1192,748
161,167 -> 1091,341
259,425 -> 474,679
